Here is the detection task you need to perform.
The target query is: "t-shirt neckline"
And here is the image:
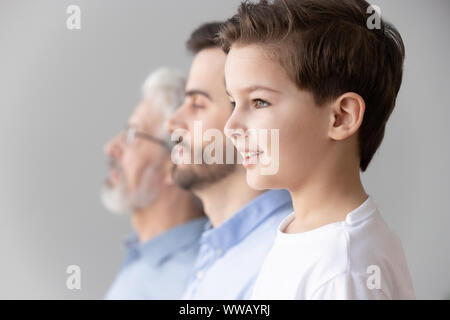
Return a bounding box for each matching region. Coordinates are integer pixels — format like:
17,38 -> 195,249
277,196 -> 377,240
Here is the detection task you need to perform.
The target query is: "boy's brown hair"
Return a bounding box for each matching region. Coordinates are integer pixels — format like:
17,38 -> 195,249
219,0 -> 405,171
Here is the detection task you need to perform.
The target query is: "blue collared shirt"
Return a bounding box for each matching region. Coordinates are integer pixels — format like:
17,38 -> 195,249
105,216 -> 208,300
182,189 -> 293,299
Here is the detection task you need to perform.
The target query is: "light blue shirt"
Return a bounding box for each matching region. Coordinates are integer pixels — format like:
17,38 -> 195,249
182,189 -> 293,299
105,216 -> 208,300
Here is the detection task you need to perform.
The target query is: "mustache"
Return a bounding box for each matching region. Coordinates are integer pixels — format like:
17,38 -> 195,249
108,158 -> 122,172
173,136 -> 190,150
105,158 -> 125,188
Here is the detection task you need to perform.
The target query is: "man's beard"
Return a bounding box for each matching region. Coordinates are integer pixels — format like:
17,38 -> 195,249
101,159 -> 161,215
171,162 -> 236,191
170,139 -> 237,190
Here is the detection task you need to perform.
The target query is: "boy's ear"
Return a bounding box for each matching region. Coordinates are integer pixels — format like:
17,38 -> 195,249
328,92 -> 365,141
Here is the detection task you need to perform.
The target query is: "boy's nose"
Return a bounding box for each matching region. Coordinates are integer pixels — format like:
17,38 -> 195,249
224,108 -> 247,141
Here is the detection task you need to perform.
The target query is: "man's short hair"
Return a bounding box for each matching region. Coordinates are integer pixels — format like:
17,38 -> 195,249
186,21 -> 224,54
219,0 -> 405,171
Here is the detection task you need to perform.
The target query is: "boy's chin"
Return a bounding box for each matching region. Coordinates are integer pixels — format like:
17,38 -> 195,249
246,169 -> 279,191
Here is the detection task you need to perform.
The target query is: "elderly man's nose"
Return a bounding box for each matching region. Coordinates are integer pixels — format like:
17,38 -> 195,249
104,135 -> 123,158
164,118 -> 174,134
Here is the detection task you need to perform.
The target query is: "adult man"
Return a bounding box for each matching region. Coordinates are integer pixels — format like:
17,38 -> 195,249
102,67 -> 206,299
166,23 -> 293,299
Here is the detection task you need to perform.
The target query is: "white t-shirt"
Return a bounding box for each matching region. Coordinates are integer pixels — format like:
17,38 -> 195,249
251,196 -> 415,299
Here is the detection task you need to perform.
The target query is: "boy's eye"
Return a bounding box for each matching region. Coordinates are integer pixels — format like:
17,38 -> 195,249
253,99 -> 271,109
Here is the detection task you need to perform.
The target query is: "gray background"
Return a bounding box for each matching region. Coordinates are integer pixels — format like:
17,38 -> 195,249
0,0 -> 448,299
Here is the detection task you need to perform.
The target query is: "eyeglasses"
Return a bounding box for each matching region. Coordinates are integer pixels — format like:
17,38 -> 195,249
123,125 -> 170,149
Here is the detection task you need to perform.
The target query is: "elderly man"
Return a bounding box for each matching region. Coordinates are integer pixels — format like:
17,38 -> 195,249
102,67 -> 206,299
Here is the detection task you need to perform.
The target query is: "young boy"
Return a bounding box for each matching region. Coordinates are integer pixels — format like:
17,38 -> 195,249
220,0 -> 415,299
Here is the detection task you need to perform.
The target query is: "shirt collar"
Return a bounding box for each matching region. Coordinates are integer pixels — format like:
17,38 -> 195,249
124,216 -> 208,266
200,189 -> 292,253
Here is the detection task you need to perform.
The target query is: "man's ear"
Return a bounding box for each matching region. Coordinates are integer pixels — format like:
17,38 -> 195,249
328,92 -> 365,141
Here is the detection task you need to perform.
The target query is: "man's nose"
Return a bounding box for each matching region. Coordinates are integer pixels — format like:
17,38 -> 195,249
166,101 -> 188,134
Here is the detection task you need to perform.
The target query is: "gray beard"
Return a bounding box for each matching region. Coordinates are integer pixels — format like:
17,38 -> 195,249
101,164 -> 160,215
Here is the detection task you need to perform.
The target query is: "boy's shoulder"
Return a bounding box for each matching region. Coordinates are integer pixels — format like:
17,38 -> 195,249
306,205 -> 414,299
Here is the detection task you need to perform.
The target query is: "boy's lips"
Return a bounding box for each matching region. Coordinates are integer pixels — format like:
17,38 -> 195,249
240,150 -> 264,168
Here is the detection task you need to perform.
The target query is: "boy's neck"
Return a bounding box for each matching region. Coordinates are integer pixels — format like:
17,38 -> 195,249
287,161 -> 367,234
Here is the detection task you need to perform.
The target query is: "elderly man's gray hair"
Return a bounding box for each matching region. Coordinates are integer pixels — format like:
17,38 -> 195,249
141,67 -> 186,140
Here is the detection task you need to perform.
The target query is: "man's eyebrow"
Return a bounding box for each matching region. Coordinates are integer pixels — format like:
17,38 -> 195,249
185,89 -> 213,101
